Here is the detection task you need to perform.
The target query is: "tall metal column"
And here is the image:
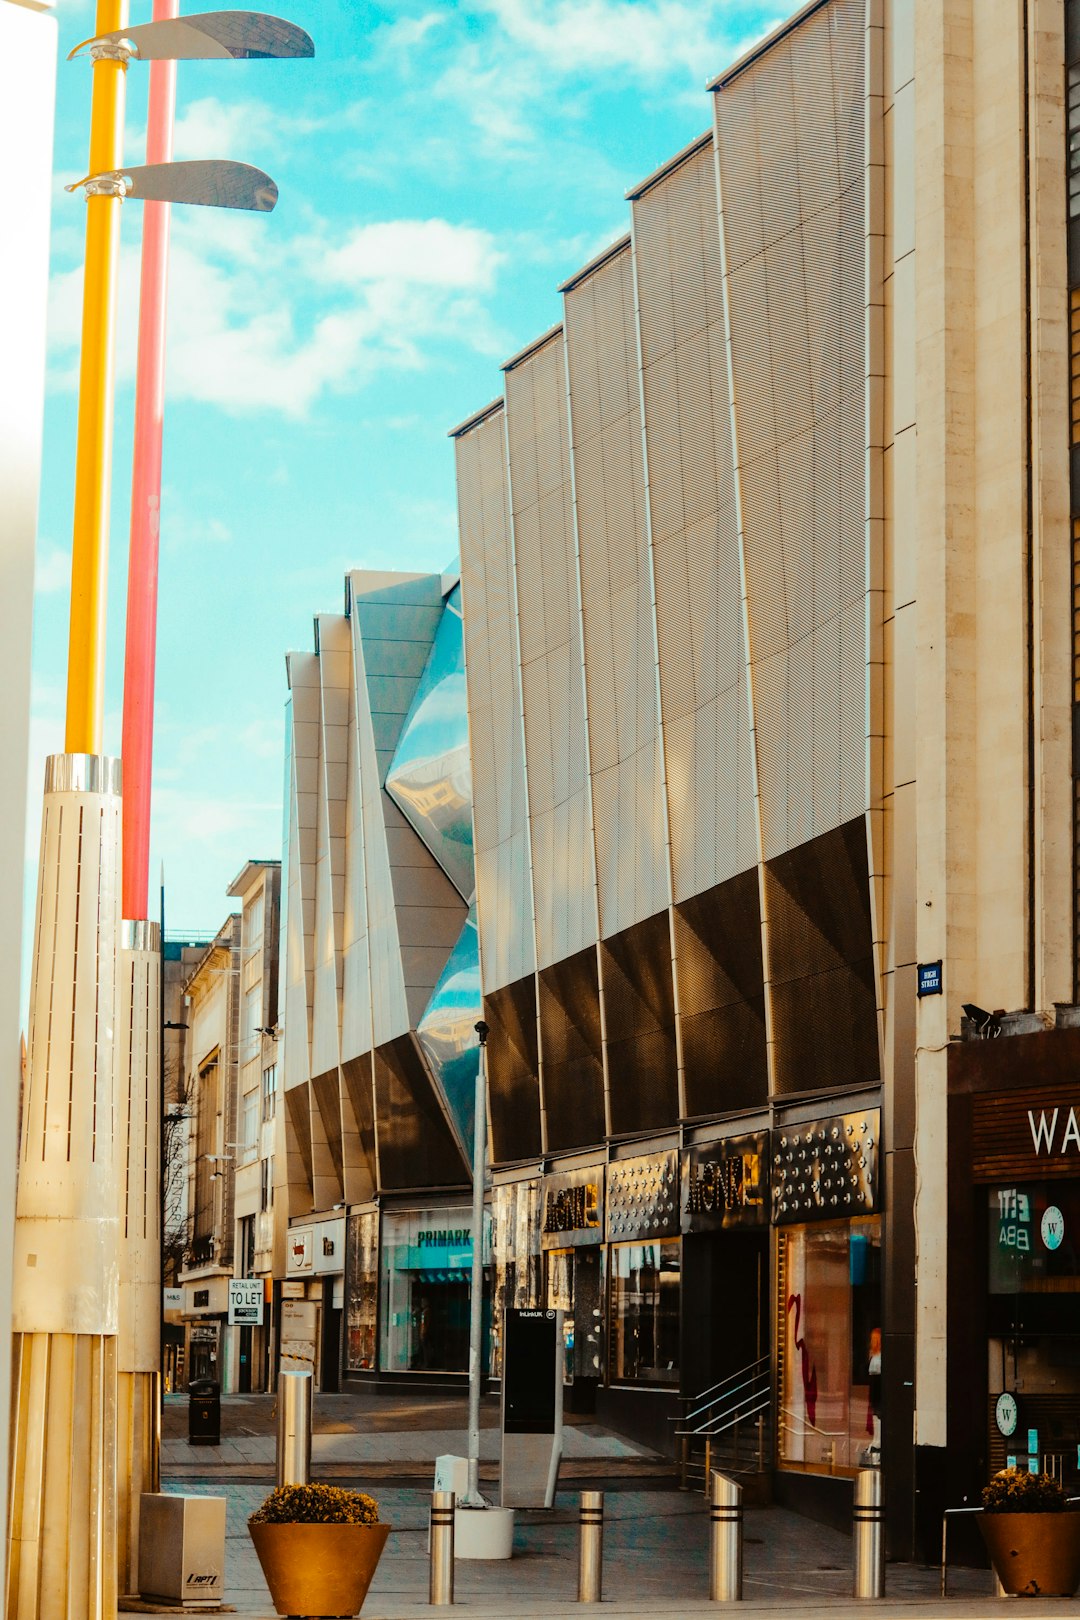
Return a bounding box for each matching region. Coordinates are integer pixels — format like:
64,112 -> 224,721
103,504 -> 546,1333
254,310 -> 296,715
115,922 -> 162,1598
465,1021 -> 489,1506
117,2 -> 176,1589
9,3 -> 128,1614
7,755 -> 123,1620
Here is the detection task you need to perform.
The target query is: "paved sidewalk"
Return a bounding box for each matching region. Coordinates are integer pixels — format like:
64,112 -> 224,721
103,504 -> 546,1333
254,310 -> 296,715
137,1482 -> 1022,1619
163,1391 -> 669,1481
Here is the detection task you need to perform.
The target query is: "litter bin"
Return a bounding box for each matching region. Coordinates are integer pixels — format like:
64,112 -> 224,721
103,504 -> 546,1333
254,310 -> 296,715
187,1378 -> 221,1446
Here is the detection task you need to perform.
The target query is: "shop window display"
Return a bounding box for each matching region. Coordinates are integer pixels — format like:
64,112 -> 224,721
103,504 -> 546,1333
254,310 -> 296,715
491,1180 -> 542,1378
987,1183 -> 1080,1486
379,1207 -> 487,1374
779,1217 -> 881,1472
345,1209 -> 378,1372
609,1240 -> 680,1386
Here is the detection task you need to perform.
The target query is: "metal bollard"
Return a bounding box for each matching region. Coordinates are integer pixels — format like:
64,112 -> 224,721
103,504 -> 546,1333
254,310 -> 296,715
430,1490 -> 455,1606
275,1369 -> 312,1487
853,1466 -> 884,1599
578,1490 -> 604,1603
709,1471 -> 743,1602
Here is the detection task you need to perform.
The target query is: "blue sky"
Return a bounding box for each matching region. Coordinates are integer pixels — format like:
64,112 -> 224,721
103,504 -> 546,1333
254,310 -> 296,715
30,0 -> 779,947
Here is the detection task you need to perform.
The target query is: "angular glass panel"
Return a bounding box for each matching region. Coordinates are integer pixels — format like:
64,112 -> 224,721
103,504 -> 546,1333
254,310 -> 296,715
416,908 -> 481,1156
384,584 -> 474,898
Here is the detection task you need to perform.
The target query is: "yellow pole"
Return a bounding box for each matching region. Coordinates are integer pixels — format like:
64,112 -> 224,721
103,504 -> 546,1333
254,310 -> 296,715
65,0 -> 129,756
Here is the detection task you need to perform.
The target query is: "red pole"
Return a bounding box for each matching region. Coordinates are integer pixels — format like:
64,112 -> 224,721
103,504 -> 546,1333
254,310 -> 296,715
121,0 -> 178,921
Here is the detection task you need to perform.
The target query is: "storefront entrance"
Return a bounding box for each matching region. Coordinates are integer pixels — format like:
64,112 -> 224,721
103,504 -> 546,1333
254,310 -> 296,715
681,1229 -> 768,1402
987,1180 -> 1080,1488
546,1244 -> 603,1412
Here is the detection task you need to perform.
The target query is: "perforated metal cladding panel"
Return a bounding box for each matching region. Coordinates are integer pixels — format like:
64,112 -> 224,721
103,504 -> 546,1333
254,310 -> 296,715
764,819 -> 879,1096
600,912 -> 677,1135
715,0 -> 868,862
633,141 -> 757,902
340,1053 -> 376,1180
455,410 -> 535,993
372,1032 -> 470,1190
505,335 -> 595,971
483,976 -> 542,1163
538,948 -> 605,1150
563,246 -> 668,937
675,869 -> 768,1117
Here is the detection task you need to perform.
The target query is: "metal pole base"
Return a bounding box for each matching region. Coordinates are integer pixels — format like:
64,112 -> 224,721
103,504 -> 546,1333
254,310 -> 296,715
117,1368 -> 160,1596
578,1491 -> 603,1602
430,1491 -> 455,1605
709,1471 -> 743,1602
8,1331 -> 118,1620
853,1467 -> 885,1600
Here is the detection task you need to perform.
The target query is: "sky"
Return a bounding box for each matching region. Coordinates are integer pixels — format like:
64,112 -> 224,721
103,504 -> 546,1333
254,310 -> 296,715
29,0 -> 780,959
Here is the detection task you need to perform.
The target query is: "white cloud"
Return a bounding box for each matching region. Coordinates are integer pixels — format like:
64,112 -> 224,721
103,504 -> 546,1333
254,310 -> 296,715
481,0 -> 777,78
47,205 -> 506,417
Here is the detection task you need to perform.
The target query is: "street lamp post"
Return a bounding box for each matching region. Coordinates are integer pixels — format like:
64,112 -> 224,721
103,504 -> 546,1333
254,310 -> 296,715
465,1020 -> 490,1507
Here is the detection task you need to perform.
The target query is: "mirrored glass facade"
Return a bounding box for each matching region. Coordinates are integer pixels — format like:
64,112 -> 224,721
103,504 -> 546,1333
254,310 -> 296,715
385,583 -> 474,901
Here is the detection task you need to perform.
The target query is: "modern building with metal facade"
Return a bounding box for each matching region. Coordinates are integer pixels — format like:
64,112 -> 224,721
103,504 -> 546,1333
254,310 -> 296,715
446,0 -> 1077,1556
281,571 -> 484,1387
452,0 -> 886,1520
270,0 -> 1080,1561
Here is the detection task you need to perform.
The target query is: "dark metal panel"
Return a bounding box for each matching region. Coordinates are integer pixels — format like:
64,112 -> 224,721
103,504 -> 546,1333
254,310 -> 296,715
538,949 -> 605,1151
484,976 -> 543,1164
675,869 -> 768,1117
764,819 -> 879,1097
372,1033 -> 469,1190
600,912 -> 677,1135
340,1053 -> 377,1184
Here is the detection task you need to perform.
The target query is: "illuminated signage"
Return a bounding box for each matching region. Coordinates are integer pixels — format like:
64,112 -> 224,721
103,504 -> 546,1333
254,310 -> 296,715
543,1184 -> 599,1234
683,1134 -> 769,1231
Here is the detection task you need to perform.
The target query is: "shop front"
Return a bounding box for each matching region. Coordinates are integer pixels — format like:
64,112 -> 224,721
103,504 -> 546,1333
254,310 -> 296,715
491,1175 -> 543,1378
599,1149 -> 681,1451
285,1215 -> 345,1390
183,1275 -> 230,1386
681,1131 -> 770,1406
378,1204 -> 490,1380
541,1162 -> 605,1413
345,1204 -> 379,1377
943,1028 -> 1080,1541
772,1109 -> 881,1505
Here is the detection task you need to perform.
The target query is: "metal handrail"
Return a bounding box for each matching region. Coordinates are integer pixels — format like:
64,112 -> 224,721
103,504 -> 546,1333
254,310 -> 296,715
677,1355 -> 771,1421
777,1405 -> 847,1440
677,1386 -> 771,1440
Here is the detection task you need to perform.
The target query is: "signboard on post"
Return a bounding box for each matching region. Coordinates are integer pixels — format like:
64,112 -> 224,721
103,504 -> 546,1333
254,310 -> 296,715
500,1308 -> 563,1508
228,1278 -> 264,1326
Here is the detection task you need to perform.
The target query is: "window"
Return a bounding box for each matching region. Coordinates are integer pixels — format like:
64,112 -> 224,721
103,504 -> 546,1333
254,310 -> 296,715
245,890 -> 264,950
609,1240 -> 680,1386
261,1063 -> 278,1122
346,1210 -> 379,1372
240,1091 -> 258,1160
260,1155 -> 274,1212
379,1208 -> 474,1374
242,983 -> 263,1062
778,1217 -> 882,1473
238,1215 -> 256,1278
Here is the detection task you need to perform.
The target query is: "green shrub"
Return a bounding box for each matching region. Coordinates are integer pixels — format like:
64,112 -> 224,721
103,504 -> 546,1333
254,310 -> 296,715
982,1469 -> 1068,1514
249,1483 -> 380,1526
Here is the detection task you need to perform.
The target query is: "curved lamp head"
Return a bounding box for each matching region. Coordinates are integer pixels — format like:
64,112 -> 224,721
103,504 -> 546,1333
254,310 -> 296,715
69,10 -> 314,61
66,159 -> 278,212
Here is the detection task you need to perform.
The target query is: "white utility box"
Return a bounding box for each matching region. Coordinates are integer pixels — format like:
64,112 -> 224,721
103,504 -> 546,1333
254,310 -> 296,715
139,1493 -> 226,1610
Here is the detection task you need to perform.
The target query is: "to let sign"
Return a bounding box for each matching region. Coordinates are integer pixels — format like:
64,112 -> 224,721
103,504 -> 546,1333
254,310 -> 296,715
228,1279 -> 263,1326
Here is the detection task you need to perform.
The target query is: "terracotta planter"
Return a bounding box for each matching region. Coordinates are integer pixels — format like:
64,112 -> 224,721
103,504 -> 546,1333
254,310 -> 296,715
979,1511 -> 1080,1597
249,1521 -> 390,1617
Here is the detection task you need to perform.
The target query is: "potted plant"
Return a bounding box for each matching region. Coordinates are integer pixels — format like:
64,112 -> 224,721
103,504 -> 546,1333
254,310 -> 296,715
248,1483 -> 390,1617
979,1468 -> 1080,1597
